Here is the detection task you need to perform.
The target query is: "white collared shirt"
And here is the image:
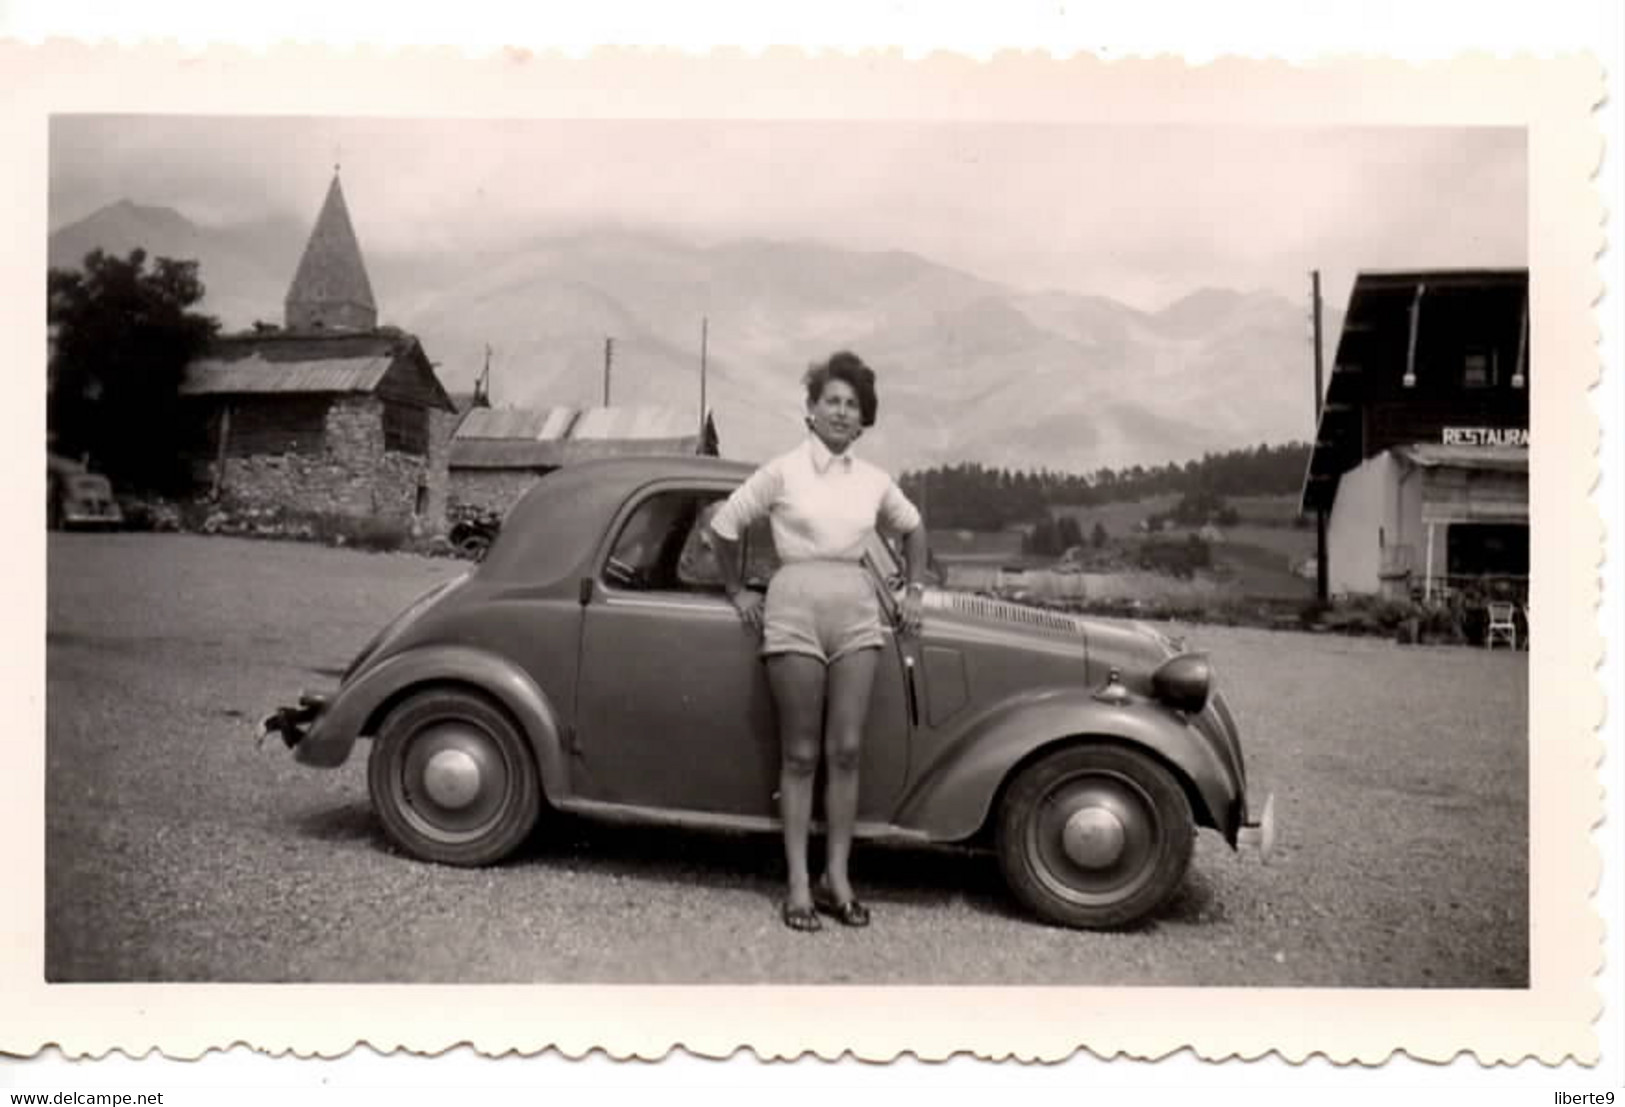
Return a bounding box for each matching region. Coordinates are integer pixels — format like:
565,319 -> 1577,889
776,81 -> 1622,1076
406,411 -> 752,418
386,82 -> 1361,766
710,435 -> 922,563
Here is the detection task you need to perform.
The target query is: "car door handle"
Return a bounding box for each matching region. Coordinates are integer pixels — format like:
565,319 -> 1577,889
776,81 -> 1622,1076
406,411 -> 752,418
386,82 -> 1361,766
903,654 -> 920,728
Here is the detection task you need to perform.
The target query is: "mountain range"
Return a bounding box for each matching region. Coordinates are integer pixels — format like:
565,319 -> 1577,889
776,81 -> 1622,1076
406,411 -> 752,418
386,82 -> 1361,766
47,200 -> 1336,474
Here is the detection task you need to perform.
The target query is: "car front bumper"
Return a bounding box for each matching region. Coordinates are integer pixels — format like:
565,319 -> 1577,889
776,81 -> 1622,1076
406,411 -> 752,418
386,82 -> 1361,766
1236,792 -> 1277,860
62,507 -> 123,527
259,691 -> 330,750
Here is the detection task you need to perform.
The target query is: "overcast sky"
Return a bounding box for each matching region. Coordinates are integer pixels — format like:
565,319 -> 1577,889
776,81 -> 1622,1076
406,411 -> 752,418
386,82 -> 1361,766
49,116 -> 1526,315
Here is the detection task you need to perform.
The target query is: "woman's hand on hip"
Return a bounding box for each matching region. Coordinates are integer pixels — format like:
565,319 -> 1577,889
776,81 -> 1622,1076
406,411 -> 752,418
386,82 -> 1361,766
728,589 -> 764,630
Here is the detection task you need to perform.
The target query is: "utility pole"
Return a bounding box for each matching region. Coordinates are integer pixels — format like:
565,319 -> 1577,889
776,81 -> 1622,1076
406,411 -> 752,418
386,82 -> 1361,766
699,317 -> 709,437
603,337 -> 614,407
1312,270 -> 1329,604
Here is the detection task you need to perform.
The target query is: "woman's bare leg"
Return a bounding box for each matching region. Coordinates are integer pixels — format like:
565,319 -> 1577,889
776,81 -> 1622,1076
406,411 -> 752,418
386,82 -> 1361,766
821,647 -> 879,906
766,653 -> 827,912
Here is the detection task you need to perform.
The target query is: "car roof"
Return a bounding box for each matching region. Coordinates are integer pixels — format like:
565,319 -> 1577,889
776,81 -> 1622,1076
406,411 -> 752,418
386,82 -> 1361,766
480,454 -> 756,584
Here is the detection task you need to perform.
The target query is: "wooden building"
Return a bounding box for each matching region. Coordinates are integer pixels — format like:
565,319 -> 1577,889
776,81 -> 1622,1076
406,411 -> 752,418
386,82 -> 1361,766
1301,269 -> 1529,600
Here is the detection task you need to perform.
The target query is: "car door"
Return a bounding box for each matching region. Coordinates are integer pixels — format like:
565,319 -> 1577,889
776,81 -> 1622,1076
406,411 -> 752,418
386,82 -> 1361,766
573,484 -> 912,823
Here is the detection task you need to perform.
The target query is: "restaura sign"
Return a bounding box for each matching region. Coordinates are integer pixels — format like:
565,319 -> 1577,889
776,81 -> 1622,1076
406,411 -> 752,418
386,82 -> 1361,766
1442,426 -> 1530,447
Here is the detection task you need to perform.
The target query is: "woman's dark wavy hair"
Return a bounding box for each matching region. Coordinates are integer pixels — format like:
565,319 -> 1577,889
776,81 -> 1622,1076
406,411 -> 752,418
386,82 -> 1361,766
803,350 -> 879,428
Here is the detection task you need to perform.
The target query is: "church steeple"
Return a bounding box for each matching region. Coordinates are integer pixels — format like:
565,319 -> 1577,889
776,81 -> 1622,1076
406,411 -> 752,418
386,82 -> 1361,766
284,171 -> 377,332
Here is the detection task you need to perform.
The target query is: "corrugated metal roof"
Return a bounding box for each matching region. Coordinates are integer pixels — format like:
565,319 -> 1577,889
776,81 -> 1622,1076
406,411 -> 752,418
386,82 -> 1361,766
557,435 -> 700,461
456,406 -> 577,441
181,353 -> 391,396
449,404 -> 706,469
450,433 -> 701,470
571,405 -> 697,441
210,331 -> 399,361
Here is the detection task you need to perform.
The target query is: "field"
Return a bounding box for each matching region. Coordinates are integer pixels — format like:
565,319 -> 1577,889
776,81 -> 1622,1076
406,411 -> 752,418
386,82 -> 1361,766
938,494 -> 1317,604
45,532 -> 1529,986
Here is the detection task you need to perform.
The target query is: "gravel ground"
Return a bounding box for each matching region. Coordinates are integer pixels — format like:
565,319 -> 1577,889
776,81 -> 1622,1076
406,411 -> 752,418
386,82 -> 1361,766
45,532 -> 1528,985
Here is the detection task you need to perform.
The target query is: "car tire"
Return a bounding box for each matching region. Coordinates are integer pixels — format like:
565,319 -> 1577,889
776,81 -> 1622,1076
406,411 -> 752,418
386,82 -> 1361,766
996,744 -> 1194,929
367,688 -> 541,866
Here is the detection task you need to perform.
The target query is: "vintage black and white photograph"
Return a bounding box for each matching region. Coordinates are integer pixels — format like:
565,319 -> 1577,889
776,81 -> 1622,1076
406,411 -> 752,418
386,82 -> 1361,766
39,110 -> 1545,993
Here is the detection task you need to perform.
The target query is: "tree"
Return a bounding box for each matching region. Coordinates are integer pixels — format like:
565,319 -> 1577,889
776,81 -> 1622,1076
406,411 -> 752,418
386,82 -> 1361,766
1024,516 -> 1063,558
49,249 -> 219,493
1056,514 -> 1084,550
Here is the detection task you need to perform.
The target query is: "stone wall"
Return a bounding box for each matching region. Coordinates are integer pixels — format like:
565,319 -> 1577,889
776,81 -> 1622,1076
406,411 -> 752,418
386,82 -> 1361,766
422,409 -> 460,531
219,395 -> 450,530
449,468 -> 548,516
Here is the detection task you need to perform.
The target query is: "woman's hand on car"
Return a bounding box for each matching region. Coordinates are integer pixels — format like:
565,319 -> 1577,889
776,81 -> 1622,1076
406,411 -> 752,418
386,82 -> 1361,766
899,588 -> 924,636
729,589 -> 764,630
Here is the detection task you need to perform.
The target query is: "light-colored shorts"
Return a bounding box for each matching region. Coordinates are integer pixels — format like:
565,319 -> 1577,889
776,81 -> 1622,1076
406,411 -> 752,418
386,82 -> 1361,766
762,560 -> 885,663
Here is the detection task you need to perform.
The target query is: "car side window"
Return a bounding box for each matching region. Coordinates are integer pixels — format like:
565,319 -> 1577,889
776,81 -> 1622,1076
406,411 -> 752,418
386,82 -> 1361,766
673,500 -> 780,591
675,502 -> 725,588
604,491 -> 707,591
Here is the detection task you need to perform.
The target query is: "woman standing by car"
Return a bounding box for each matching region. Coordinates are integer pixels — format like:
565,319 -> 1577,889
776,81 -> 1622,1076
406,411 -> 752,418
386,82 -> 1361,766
709,351 -> 929,932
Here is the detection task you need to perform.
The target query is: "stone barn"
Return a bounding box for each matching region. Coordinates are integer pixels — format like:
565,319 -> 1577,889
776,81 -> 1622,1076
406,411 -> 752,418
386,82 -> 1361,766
178,169 -> 459,531
181,329 -> 456,526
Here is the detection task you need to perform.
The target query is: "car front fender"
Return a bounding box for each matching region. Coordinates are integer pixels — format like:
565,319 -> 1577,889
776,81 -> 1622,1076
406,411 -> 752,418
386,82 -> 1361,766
292,645 -> 570,803
894,688 -> 1241,843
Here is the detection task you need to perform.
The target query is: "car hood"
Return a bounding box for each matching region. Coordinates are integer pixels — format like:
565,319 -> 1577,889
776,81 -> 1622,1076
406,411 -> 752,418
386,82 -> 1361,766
1083,617 -> 1186,671
922,591 -> 1181,671
925,591 -> 1089,636
920,590 -> 1088,658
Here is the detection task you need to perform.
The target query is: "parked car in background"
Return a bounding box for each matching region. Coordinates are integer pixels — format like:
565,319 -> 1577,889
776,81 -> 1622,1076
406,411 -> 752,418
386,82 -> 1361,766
263,456 -> 1274,929
47,453 -> 123,530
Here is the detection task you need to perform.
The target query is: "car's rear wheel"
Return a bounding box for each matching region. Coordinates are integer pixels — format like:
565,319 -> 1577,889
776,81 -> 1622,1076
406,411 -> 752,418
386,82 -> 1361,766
367,688 -> 541,866
996,744 -> 1194,929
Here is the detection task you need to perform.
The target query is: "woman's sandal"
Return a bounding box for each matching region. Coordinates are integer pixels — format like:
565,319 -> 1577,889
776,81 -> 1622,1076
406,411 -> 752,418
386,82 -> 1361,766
813,888 -> 872,928
781,901 -> 822,933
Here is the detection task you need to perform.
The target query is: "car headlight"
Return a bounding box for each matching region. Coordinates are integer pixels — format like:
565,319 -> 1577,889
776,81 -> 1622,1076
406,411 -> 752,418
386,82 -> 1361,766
1151,653 -> 1211,714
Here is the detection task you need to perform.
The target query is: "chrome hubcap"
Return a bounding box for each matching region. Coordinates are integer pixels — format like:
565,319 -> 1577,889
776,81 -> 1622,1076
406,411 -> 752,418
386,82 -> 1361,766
1060,806 -> 1127,868
422,747 -> 483,810
395,720 -> 512,841
1027,768 -> 1161,906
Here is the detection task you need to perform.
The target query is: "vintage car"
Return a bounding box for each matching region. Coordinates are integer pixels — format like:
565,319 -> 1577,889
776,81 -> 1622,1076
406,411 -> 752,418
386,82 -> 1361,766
264,456 -> 1274,929
47,453 -> 123,530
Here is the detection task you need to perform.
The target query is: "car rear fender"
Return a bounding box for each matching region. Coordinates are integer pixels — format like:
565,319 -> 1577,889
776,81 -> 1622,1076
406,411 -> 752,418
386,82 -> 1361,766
894,689 -> 1239,843
292,645 -> 569,803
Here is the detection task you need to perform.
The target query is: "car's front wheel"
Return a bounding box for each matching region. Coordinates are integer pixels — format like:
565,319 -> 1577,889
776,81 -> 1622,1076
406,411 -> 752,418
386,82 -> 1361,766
367,688 -> 541,866
996,744 -> 1194,929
